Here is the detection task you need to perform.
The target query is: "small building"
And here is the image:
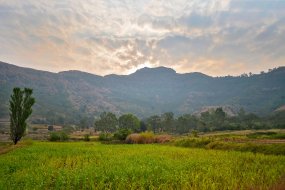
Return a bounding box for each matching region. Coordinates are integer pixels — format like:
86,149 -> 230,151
47,125 -> 63,131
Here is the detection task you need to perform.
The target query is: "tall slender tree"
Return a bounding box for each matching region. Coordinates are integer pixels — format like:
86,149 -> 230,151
9,88 -> 35,144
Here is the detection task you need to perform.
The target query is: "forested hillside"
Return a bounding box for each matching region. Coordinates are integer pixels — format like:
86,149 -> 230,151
0,61 -> 284,124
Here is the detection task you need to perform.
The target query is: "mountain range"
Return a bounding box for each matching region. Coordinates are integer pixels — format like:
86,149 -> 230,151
0,61 -> 285,124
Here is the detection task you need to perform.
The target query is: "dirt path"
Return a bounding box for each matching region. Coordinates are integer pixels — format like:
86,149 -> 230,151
271,175 -> 285,190
0,142 -> 29,155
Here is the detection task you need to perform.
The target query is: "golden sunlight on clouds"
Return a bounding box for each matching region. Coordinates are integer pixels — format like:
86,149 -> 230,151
178,59 -> 247,76
0,0 -> 285,76
127,60 -> 160,75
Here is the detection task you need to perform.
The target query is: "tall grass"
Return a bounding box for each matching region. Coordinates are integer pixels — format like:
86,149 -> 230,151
0,142 -> 285,189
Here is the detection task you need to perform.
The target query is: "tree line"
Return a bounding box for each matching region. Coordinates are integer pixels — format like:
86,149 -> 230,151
93,108 -> 285,134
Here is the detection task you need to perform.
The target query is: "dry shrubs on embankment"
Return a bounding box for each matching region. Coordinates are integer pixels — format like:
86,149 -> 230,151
126,132 -> 172,144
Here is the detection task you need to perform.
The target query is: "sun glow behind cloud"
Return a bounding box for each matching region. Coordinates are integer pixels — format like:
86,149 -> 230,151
0,0 -> 284,76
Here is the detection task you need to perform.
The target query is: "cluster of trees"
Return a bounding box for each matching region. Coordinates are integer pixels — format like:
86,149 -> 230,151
94,108 -> 285,134
94,112 -> 140,133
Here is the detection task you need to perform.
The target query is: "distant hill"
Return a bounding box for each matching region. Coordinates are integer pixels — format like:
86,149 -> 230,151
0,61 -> 285,124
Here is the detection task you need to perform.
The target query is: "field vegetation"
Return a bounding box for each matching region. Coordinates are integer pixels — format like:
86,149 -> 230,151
1,141 -> 285,189
174,130 -> 285,155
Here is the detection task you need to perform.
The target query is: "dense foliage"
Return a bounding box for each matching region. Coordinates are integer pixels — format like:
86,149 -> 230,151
9,88 -> 35,144
94,108 -> 285,135
48,132 -> 69,142
94,112 -> 118,132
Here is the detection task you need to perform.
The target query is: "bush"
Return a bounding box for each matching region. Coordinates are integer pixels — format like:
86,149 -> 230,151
49,132 -> 60,141
126,133 -> 143,144
140,131 -> 155,143
114,128 -> 131,140
49,132 -> 69,142
154,135 -> 172,143
84,134 -> 90,141
126,132 -> 170,144
191,130 -> 198,137
98,132 -> 113,141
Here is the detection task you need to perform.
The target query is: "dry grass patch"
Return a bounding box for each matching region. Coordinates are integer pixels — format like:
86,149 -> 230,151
126,132 -> 172,144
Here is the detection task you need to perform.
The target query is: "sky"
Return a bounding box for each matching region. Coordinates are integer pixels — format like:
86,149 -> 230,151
0,0 -> 285,76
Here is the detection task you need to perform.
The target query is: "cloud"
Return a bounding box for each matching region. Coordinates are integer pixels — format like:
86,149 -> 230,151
0,0 -> 284,76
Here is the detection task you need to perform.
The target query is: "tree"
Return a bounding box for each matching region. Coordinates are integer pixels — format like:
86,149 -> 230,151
118,114 -> 140,132
79,117 -> 89,130
176,114 -> 198,134
94,112 -> 118,132
161,112 -> 174,132
146,115 -> 161,133
9,87 -> 35,145
113,128 -> 131,140
139,121 -> 147,132
215,107 -> 226,122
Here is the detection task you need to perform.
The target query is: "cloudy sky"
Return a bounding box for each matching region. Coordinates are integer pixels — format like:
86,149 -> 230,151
0,0 -> 285,76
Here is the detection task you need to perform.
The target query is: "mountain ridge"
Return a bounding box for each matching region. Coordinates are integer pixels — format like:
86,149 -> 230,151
0,61 -> 285,124
5,61 -> 283,78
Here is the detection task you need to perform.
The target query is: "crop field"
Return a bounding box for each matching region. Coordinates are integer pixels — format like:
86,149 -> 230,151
0,142 -> 285,189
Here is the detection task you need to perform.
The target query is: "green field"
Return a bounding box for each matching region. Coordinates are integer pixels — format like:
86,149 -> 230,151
0,142 -> 285,189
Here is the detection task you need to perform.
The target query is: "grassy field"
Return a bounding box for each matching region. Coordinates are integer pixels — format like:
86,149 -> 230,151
0,142 -> 285,189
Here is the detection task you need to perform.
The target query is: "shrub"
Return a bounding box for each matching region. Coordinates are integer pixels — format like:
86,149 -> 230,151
140,131 -> 155,143
60,132 -> 69,141
49,132 -> 60,141
49,132 -> 69,142
191,130 -> 198,137
126,133 -> 142,144
98,132 -> 113,141
271,133 -> 285,139
126,132 -> 171,144
114,128 -> 132,141
84,134 -> 90,141
154,135 -> 172,143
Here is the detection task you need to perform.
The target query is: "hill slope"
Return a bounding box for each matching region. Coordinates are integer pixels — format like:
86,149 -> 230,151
0,61 -> 285,123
